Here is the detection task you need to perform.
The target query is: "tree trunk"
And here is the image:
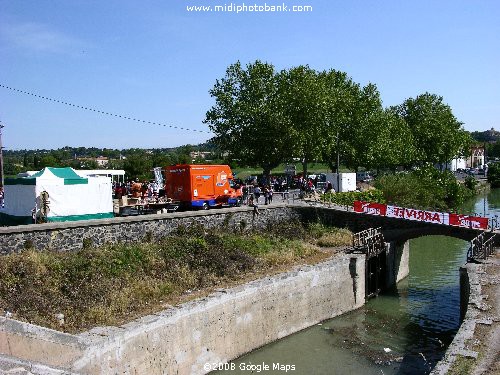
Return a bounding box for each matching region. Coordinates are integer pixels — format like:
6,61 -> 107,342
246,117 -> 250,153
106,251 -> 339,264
262,168 -> 271,186
302,158 -> 308,179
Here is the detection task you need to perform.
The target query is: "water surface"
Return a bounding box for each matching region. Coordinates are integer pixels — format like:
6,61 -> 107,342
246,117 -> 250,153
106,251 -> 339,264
215,192 -> 500,374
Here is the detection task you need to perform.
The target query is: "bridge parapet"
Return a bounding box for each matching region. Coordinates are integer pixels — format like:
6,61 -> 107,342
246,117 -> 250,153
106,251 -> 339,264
293,205 -> 488,244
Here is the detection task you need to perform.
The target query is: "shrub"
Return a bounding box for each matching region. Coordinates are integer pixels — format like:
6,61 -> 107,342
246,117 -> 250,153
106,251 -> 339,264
323,189 -> 385,207
374,167 -> 475,210
487,163 -> 500,188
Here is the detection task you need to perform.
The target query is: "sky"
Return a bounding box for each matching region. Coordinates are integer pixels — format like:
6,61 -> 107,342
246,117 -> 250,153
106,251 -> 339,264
0,0 -> 499,150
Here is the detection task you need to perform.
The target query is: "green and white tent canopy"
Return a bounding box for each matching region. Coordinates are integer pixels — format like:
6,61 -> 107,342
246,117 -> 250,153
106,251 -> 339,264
0,167 -> 113,225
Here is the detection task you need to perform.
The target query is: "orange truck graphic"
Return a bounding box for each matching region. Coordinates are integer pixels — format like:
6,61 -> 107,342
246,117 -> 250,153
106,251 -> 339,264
163,164 -> 242,209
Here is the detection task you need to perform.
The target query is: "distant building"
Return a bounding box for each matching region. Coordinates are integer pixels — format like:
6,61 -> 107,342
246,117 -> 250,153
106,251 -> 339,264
438,145 -> 485,171
468,146 -> 485,168
77,156 -> 109,167
189,151 -> 212,160
95,156 -> 109,167
437,158 -> 467,171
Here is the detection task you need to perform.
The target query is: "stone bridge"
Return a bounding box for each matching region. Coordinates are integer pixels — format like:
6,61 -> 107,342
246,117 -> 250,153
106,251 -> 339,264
294,205 -> 494,244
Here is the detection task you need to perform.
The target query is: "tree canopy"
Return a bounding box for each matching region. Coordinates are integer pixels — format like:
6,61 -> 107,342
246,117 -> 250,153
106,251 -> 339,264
392,93 -> 471,167
206,61 -> 471,175
205,61 -> 289,177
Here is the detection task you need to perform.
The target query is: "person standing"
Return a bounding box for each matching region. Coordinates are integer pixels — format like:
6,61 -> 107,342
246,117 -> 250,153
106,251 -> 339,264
254,185 -> 261,204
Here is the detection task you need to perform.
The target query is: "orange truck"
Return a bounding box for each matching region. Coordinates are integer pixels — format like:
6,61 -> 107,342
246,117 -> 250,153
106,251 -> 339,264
163,164 -> 242,210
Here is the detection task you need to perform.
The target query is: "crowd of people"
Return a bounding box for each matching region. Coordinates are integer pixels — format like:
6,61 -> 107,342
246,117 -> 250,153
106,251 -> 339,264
113,180 -> 163,201
111,173 -> 332,209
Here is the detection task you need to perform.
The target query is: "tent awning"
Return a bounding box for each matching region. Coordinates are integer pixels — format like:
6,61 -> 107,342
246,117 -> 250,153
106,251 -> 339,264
5,167 -> 88,185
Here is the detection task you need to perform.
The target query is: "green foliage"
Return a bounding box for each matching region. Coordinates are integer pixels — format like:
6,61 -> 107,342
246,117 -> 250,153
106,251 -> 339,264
323,189 -> 386,207
205,60 -> 288,176
392,93 -> 471,167
464,175 -> 478,190
123,153 -> 153,180
487,163 -> 500,188
206,62 -> 471,177
486,141 -> 500,159
374,167 -> 475,210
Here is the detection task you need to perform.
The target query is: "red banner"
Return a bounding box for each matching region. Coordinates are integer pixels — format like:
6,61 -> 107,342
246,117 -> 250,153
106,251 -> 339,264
449,214 -> 489,229
353,201 -> 387,216
386,205 -> 449,225
353,200 -> 489,229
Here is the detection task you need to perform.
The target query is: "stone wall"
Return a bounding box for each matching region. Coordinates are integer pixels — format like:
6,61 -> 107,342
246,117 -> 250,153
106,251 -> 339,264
0,205 -> 300,254
430,253 -> 500,374
0,203 -> 485,255
385,241 -> 410,286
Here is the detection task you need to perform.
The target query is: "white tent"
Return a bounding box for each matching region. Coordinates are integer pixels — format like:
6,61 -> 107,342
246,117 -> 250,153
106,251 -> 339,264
0,167 -> 113,225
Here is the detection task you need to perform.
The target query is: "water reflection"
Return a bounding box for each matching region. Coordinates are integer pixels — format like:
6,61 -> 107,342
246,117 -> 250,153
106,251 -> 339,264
218,192 -> 500,375
219,235 -> 468,375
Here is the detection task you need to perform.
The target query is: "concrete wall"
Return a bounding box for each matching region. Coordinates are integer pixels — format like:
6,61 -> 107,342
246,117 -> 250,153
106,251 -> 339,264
0,254 -> 366,375
0,317 -> 84,369
385,240 -> 410,287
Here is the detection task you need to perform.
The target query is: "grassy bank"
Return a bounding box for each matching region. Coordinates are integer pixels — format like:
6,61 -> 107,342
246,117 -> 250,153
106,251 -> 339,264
0,221 -> 351,333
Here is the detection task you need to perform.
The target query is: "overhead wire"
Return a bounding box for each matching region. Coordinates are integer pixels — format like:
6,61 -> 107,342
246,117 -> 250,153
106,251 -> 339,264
0,83 -> 212,134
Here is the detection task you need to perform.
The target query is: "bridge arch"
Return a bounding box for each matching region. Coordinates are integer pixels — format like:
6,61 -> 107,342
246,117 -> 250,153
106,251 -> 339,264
294,205 -> 487,243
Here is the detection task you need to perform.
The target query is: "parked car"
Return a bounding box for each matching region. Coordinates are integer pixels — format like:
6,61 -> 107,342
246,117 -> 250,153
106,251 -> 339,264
356,171 -> 373,182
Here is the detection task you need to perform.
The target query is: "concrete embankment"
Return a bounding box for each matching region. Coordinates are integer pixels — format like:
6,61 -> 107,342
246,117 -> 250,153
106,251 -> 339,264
0,253 -> 366,374
431,251 -> 500,375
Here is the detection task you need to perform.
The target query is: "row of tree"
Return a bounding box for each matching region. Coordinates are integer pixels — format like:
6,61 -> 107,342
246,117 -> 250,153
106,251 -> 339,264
204,61 -> 472,177
3,145 -> 218,180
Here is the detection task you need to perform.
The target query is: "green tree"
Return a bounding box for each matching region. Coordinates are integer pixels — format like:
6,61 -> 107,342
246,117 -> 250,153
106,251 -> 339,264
123,152 -> 153,180
487,163 -> 500,188
205,60 -> 290,179
279,65 -> 327,177
486,141 -> 500,159
373,108 -> 417,171
39,155 -> 59,168
340,83 -> 385,171
320,69 -> 358,173
393,93 -> 470,167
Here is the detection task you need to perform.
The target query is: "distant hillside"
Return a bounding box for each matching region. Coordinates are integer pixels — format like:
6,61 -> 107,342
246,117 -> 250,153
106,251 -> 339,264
471,128 -> 500,143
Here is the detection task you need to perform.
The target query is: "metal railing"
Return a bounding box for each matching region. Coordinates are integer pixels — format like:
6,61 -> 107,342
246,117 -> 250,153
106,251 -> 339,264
468,232 -> 496,261
351,227 -> 385,258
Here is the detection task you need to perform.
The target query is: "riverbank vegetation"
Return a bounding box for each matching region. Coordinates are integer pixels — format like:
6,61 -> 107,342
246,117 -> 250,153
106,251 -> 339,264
322,189 -> 386,206
0,221 -> 351,333
374,167 -> 477,211
320,167 -> 477,211
487,162 -> 500,188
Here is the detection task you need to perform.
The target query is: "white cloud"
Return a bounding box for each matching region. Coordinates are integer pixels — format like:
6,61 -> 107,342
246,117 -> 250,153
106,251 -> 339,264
0,21 -> 88,55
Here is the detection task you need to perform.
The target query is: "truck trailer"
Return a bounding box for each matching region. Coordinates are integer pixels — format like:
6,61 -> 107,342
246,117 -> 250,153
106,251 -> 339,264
163,164 -> 242,210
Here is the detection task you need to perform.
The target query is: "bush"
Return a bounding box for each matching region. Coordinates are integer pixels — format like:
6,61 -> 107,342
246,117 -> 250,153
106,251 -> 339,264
323,189 -> 385,207
487,163 -> 500,188
374,167 -> 475,210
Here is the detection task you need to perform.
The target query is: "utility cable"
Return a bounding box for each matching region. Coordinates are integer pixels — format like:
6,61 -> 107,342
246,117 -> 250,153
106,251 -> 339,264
0,83 -> 211,134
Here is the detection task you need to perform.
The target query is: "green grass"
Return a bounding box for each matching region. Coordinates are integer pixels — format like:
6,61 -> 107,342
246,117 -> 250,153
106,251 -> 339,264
0,221 -> 352,333
448,355 -> 476,375
232,162 -> 351,179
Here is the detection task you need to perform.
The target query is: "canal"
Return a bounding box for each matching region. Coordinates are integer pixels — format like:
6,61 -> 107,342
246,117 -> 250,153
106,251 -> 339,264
215,191 -> 498,374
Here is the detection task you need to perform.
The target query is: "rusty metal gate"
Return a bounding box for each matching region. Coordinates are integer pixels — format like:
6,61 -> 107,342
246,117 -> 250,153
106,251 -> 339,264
351,227 -> 387,298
